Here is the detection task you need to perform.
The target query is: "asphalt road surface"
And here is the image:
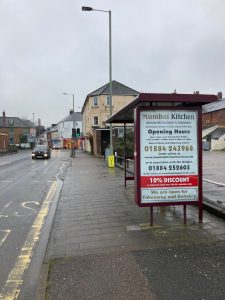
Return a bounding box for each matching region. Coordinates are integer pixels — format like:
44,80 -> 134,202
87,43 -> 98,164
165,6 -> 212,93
0,149 -> 70,299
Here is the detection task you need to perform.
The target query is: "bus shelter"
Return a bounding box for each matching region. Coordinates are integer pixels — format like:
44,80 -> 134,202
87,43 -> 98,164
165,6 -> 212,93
106,93 -> 217,225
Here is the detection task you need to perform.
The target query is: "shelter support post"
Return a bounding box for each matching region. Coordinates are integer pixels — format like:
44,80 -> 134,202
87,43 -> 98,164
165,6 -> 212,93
124,123 -> 127,187
199,202 -> 203,223
150,207 -> 153,227
183,205 -> 186,225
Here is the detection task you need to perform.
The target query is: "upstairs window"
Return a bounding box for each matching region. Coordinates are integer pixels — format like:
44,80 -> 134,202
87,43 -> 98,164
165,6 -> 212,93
9,127 -> 14,136
106,95 -> 110,106
93,96 -> 98,106
93,116 -> 99,126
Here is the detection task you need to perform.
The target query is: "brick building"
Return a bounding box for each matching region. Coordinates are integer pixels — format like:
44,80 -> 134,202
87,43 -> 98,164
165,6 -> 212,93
202,92 -> 225,128
0,130 -> 8,149
0,111 -> 35,147
202,92 -> 225,150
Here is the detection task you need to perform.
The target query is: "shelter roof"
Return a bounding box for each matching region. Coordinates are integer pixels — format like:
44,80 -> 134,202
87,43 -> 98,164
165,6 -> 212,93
106,93 -> 217,124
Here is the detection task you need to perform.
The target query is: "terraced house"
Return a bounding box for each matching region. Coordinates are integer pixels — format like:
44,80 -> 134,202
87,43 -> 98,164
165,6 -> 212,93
82,80 -> 139,157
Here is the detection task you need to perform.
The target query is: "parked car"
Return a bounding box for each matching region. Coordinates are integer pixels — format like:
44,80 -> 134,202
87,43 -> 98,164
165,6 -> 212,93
32,145 -> 51,159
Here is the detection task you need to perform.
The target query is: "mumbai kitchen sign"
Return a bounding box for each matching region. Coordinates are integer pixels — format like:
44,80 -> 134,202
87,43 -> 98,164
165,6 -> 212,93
135,108 -> 200,206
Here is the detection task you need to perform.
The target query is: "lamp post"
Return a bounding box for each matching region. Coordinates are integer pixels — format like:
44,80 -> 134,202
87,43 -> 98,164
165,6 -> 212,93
62,92 -> 75,113
63,92 -> 76,157
82,6 -> 113,155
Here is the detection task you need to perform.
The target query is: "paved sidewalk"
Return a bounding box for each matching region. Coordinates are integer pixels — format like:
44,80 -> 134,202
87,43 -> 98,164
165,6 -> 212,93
43,151 -> 225,300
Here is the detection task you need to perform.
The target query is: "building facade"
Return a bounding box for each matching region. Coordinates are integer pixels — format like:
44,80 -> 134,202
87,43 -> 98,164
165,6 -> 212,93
202,93 -> 225,150
58,111 -> 82,149
0,111 -> 35,148
0,130 -> 8,150
82,80 -> 139,156
202,93 -> 225,128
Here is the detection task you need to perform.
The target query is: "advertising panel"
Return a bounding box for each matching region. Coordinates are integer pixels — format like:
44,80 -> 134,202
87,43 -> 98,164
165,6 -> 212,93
139,109 -> 199,204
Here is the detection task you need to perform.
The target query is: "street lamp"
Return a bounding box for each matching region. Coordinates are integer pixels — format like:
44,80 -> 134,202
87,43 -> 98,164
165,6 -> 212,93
82,6 -> 113,155
62,92 -> 75,113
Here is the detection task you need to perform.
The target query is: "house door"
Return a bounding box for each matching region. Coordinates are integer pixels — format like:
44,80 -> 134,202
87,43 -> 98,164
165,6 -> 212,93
101,130 -> 110,156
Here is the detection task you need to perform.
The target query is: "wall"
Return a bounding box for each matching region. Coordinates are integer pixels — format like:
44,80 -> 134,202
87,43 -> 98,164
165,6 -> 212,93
83,94 -> 136,153
203,109 -> 225,127
58,120 -> 82,140
83,95 -> 136,135
211,136 -> 225,150
58,121 -> 73,139
0,130 -> 8,148
3,127 -> 30,145
83,138 -> 91,153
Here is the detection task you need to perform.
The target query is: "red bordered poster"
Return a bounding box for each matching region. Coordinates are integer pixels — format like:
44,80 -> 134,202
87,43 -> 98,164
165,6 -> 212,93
138,109 -> 199,204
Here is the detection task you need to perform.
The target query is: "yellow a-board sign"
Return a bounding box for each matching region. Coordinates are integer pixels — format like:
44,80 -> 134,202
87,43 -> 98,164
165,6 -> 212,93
108,155 -> 115,168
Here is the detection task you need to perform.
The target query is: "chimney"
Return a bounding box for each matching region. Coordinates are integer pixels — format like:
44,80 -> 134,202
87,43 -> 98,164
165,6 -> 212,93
217,92 -> 223,100
2,111 -> 6,123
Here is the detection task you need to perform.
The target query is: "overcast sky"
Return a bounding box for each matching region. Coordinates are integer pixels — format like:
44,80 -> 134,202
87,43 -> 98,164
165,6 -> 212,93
1,0 -> 225,127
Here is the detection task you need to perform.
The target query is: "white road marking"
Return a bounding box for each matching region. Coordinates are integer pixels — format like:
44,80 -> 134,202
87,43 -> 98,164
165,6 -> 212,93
0,230 -> 10,247
14,201 -> 40,217
0,201 -> 12,218
0,181 -> 13,183
0,161 -> 11,166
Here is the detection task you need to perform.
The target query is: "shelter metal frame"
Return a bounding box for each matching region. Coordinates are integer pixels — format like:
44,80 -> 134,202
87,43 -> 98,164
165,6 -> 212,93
107,93 -> 217,226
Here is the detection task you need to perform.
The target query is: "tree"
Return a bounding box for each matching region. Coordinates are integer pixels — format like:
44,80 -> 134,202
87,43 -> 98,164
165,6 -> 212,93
114,128 -> 134,157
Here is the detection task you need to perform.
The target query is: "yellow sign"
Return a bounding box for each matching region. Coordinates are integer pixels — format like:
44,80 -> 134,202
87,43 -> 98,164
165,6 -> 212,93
108,155 -> 115,168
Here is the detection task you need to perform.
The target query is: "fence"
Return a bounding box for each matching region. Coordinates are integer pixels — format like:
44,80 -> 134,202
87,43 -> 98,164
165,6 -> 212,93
0,146 -> 18,155
115,155 -> 134,187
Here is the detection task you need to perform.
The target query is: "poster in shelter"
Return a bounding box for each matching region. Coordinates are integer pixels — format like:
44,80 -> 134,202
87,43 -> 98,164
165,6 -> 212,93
140,110 -> 198,203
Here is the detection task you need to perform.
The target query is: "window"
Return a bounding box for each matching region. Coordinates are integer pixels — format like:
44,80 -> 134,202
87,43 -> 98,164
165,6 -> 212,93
8,119 -> 14,126
93,96 -> 98,106
106,95 -> 110,106
93,116 -> 99,126
9,128 -> 14,137
23,129 -> 29,135
118,128 -> 124,135
9,137 -> 14,144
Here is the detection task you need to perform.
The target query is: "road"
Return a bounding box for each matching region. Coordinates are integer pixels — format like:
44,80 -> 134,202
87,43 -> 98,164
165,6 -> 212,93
0,149 -> 70,299
202,150 -> 225,209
